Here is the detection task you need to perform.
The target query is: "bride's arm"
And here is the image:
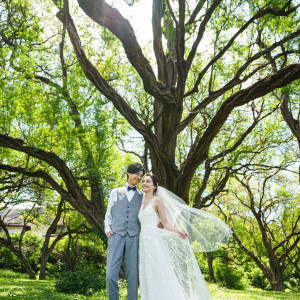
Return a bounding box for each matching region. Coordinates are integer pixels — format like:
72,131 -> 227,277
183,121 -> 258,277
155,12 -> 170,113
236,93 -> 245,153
155,197 -> 189,239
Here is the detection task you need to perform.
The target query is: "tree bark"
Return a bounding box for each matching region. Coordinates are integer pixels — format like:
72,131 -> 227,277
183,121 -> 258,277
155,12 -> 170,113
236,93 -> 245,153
53,0 -> 300,201
0,238 -> 36,279
39,199 -> 64,280
280,92 -> 300,149
0,134 -> 106,235
269,260 -> 285,291
207,252 -> 216,283
227,170 -> 300,292
39,252 -> 50,280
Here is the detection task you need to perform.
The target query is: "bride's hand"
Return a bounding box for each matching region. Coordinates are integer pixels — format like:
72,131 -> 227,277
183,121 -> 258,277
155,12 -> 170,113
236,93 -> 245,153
157,222 -> 164,229
178,231 -> 189,239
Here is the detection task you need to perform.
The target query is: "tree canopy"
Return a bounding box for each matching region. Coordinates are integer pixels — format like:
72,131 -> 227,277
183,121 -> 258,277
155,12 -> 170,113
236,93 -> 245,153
48,0 -> 300,200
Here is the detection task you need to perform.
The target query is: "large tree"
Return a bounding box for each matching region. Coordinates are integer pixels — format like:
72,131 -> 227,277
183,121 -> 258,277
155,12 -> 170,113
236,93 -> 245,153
0,0 -> 299,238
219,167 -> 300,291
50,0 -> 300,201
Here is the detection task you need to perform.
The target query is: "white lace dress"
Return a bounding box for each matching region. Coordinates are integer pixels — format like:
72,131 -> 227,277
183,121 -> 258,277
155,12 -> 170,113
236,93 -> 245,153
138,198 -> 211,300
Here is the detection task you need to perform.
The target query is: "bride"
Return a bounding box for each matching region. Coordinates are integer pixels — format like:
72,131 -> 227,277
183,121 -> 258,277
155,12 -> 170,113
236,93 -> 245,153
138,173 -> 232,300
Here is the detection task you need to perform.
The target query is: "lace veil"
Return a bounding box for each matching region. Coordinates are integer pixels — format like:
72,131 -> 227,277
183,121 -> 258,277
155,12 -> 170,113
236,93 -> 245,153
156,186 -> 232,252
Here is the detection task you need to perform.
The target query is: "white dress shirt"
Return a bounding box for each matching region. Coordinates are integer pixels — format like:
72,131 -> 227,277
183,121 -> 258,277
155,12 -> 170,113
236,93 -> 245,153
104,183 -> 145,234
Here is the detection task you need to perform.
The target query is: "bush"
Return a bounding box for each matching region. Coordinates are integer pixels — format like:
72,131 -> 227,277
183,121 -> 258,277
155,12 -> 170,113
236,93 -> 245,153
55,267 -> 106,295
0,231 -> 107,279
194,252 -> 210,281
247,267 -> 269,290
45,260 -> 69,278
0,246 -> 24,272
47,232 -> 106,276
215,259 -> 245,290
0,232 -> 42,273
22,232 -> 43,272
284,266 -> 300,292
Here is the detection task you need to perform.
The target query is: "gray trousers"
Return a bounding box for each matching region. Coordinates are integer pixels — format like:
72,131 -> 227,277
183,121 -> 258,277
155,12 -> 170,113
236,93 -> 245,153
106,233 -> 139,300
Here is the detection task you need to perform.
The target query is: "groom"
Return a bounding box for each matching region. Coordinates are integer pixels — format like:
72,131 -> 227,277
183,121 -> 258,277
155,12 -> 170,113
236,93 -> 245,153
105,163 -> 145,300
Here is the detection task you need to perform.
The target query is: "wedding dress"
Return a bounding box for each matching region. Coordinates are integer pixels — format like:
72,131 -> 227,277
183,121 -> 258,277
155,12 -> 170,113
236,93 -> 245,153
138,197 -> 212,300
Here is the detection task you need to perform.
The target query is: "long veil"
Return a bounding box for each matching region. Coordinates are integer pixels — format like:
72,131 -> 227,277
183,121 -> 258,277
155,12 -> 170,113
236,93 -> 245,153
157,186 -> 232,252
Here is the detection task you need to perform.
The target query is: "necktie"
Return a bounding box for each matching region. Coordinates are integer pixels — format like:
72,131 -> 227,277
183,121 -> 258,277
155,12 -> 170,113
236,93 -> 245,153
127,186 -> 136,191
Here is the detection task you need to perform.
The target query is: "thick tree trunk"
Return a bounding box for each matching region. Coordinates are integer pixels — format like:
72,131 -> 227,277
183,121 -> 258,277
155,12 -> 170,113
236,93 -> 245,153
11,247 -> 36,279
39,199 -> 63,280
272,279 -> 285,292
269,260 -> 285,291
0,236 -> 36,279
280,92 -> 300,149
20,255 -> 36,279
65,233 -> 75,272
150,153 -> 180,196
207,252 -> 216,283
39,253 -> 50,280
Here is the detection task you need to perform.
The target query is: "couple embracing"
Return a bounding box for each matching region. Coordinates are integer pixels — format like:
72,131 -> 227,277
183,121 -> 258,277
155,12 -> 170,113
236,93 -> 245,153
105,163 -> 232,300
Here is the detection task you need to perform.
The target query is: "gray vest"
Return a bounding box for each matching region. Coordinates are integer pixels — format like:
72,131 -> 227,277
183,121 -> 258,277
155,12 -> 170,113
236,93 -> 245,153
111,187 -> 143,237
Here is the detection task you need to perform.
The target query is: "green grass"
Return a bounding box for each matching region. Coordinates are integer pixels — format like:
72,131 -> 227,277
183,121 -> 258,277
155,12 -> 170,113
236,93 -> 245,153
208,284 -> 300,300
0,270 -> 299,300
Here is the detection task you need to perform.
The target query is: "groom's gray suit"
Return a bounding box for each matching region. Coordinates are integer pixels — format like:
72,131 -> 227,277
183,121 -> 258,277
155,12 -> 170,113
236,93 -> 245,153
106,186 -> 143,300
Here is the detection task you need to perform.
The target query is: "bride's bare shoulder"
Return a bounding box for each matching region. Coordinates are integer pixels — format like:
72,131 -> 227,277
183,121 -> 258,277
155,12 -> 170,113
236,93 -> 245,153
154,196 -> 163,206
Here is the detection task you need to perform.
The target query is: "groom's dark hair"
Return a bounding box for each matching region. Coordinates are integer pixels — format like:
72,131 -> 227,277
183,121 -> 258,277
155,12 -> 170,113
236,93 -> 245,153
127,163 -> 145,178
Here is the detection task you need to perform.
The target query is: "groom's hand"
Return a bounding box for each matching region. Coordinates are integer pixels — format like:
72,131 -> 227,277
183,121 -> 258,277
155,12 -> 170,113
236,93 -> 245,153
107,231 -> 114,238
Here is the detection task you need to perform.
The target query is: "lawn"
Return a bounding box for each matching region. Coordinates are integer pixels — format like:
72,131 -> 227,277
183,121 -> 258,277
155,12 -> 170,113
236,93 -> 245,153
0,270 -> 299,300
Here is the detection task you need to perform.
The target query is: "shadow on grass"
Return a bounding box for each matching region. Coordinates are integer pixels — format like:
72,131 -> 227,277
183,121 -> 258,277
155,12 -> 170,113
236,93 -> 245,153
0,270 -> 72,300
0,270 -> 108,300
1,279 -> 60,300
212,285 -> 300,300
0,269 -> 29,279
1,270 -> 299,300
